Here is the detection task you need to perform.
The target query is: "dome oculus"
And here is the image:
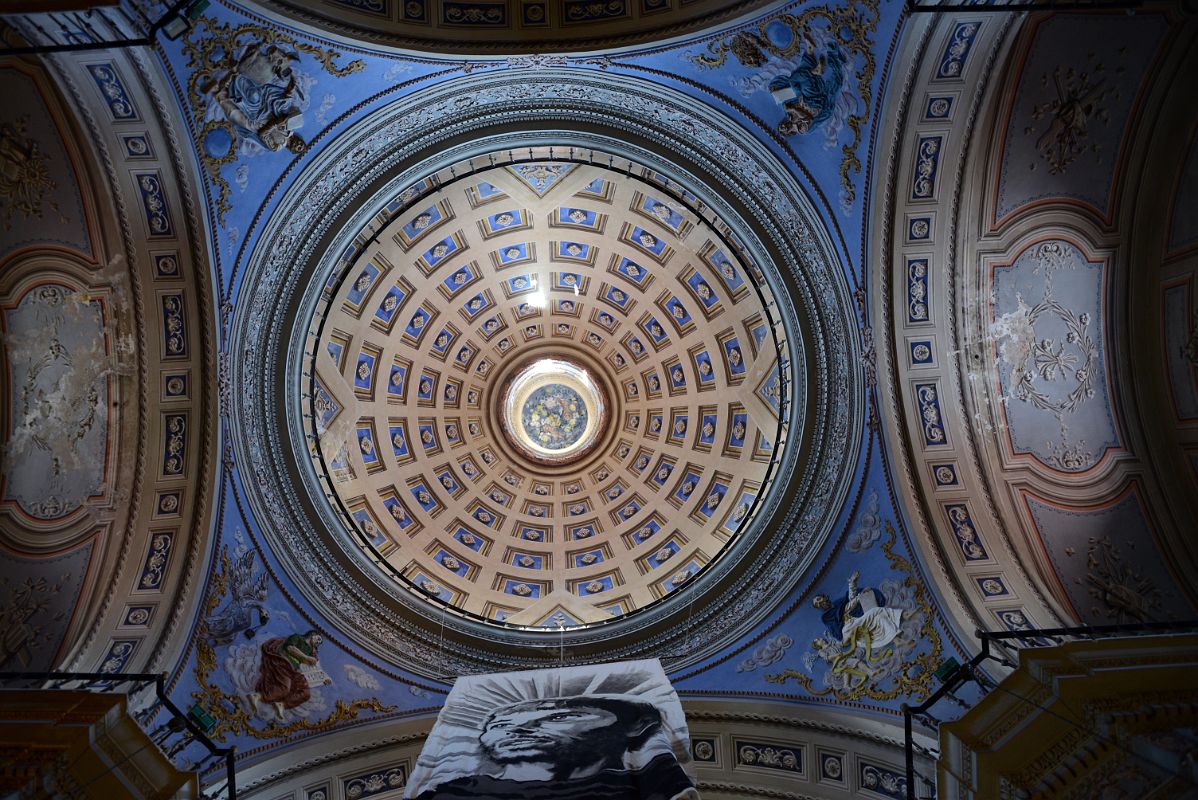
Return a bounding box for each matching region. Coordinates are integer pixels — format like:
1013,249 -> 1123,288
501,357 -> 607,465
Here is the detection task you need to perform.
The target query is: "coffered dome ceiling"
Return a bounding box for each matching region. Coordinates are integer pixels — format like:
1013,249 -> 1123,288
254,0 -> 775,52
304,153 -> 790,628
228,71 -> 859,674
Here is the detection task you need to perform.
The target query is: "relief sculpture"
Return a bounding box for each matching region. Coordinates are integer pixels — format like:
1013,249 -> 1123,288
692,0 -> 879,211
203,547 -> 270,644
179,18 -> 364,224
0,573 -> 72,669
1030,59 -> 1113,175
810,570 -> 903,687
0,116 -> 63,229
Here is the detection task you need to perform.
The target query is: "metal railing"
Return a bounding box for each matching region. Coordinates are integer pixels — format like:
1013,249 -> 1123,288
0,0 -> 203,56
905,0 -> 1144,12
0,670 -> 236,799
901,619 -> 1198,800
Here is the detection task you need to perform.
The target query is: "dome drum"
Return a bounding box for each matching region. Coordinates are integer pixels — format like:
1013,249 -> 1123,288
230,71 -> 860,674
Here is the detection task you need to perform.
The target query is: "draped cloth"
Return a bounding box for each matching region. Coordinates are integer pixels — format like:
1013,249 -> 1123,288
254,635 -> 312,709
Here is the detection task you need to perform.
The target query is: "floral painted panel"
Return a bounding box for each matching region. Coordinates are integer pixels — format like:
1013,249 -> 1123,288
990,240 -> 1118,472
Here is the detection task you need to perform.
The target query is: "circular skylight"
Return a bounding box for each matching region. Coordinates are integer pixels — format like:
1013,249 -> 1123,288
499,357 -> 607,466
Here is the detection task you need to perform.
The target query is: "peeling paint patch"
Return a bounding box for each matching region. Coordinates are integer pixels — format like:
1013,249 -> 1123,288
2,285 -> 113,519
990,295 -> 1035,385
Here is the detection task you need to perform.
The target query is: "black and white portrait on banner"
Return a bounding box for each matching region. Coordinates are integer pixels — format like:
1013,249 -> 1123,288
405,659 -> 700,800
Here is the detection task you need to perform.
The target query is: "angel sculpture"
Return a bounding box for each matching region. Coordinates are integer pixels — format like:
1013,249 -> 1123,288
811,570 -> 903,685
204,549 -> 270,645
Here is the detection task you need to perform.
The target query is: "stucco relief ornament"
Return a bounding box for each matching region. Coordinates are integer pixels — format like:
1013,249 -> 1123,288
6,285 -> 108,519
0,117 -> 64,229
766,524 -> 940,702
503,54 -> 569,70
911,138 -> 939,199
917,386 -> 945,445
1085,536 -> 1162,623
735,633 -> 794,673
861,766 -> 906,797
740,745 -> 799,771
1011,299 -> 1097,416
1183,310 -> 1198,365
1029,60 -> 1113,175
0,572 -> 73,669
1046,438 -> 1093,472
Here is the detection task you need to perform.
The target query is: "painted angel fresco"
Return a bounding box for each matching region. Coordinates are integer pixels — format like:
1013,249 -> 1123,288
731,28 -> 857,148
192,539 -> 394,740
810,570 -> 905,687
766,522 -> 942,702
692,0 -> 879,210
198,41 -> 311,158
772,46 -> 849,137
202,547 -> 269,645
231,630 -> 332,722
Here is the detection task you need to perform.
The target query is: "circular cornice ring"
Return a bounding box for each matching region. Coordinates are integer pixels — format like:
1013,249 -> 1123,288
229,69 -> 861,676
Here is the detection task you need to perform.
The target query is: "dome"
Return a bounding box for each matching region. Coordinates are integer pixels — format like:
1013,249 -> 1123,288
304,151 -> 793,628
229,72 -> 860,673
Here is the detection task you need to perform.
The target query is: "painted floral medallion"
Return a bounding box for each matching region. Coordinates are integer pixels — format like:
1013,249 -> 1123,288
500,357 -> 607,466
521,384 -> 588,451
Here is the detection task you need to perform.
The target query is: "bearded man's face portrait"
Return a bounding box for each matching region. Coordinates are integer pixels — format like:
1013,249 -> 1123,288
405,660 -> 699,800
